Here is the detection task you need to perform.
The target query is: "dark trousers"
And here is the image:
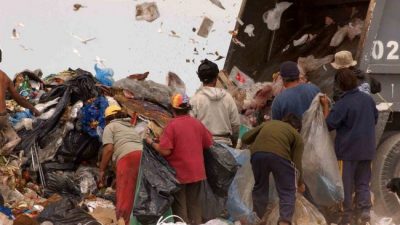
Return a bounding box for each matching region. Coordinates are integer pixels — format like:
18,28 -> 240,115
172,181 -> 203,225
340,160 -> 372,224
251,152 -> 296,223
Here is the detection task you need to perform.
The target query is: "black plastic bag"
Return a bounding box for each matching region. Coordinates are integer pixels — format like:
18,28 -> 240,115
37,198 -> 100,225
200,180 -> 225,221
56,130 -> 101,163
43,172 -> 81,198
132,142 -> 181,224
204,143 -> 239,198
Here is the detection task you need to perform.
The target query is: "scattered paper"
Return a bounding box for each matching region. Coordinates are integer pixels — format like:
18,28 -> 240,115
215,56 -> 225,61
136,2 -> 160,22
232,38 -> 245,48
169,30 -> 180,38
244,24 -> 255,37
236,18 -> 244,26
197,17 -> 214,38
11,28 -> 20,40
376,102 -> 393,111
209,0 -> 225,10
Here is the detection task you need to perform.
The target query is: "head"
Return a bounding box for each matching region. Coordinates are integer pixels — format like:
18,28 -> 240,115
331,51 -> 357,69
197,59 -> 219,86
282,113 -> 302,132
280,61 -> 300,87
104,105 -> 128,124
171,93 -> 192,116
335,68 -> 358,92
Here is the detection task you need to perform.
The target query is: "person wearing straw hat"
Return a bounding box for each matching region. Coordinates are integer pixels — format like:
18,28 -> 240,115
100,104 -> 144,224
146,93 -> 213,225
320,50 -> 381,101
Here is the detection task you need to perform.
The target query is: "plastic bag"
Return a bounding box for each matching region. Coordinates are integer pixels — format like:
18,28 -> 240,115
329,25 -> 349,47
37,198 -> 100,225
301,94 -> 344,206
132,142 -> 180,225
297,55 -> 334,73
204,143 -> 239,198
265,194 -> 327,225
200,180 -> 225,222
75,166 -> 99,195
224,145 -> 259,224
80,96 -> 108,138
94,63 -> 114,86
262,2 -> 293,31
229,66 -> 254,90
44,172 -> 81,197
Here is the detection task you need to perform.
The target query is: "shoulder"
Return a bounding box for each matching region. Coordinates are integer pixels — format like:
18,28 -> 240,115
303,83 -> 320,92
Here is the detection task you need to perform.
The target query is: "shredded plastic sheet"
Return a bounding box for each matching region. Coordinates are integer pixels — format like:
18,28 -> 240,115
265,194 -> 327,225
330,25 -> 349,47
263,2 -> 293,31
301,94 -> 344,206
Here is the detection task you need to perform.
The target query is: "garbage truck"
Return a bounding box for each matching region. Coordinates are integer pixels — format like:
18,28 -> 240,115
224,0 -> 400,219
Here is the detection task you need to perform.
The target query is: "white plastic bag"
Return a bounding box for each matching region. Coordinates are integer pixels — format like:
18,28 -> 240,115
265,194 -> 327,225
157,215 -> 187,225
263,2 -> 293,31
301,94 -> 344,206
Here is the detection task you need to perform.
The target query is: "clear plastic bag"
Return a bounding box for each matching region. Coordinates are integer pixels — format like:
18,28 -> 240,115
301,94 -> 344,206
224,145 -> 259,224
266,194 -> 327,225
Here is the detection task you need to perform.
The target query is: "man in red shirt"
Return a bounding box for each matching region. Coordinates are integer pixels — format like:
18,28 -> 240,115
146,93 -> 213,225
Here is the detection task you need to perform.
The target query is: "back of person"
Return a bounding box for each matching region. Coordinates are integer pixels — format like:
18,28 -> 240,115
329,90 -> 377,160
0,70 -> 8,112
272,83 -> 320,120
102,118 -> 144,162
191,87 -> 239,140
163,115 -> 211,183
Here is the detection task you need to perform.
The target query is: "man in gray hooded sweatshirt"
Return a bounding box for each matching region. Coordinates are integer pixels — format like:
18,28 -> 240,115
190,59 -> 240,146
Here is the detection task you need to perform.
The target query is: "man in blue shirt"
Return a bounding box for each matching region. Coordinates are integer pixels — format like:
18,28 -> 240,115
271,61 -> 320,120
321,68 -> 378,225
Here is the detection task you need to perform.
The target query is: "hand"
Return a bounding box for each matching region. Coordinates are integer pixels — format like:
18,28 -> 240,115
319,95 -> 329,107
298,182 -> 306,193
32,108 -> 41,117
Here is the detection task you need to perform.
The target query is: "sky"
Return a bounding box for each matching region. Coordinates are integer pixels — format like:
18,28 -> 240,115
0,0 -> 243,95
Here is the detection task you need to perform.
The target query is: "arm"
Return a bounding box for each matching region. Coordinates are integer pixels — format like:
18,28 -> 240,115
271,98 -> 282,120
99,144 -> 114,186
228,95 -> 241,145
6,75 -> 40,116
145,137 -> 172,156
241,124 -> 263,145
325,104 -> 346,131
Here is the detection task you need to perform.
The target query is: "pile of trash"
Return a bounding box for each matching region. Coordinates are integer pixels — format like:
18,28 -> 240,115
0,65 -> 186,224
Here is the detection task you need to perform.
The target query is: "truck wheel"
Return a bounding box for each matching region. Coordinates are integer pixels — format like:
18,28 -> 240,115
372,133 -> 400,218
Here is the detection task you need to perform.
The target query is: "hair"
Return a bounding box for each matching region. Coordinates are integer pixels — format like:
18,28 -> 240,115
105,111 -> 129,123
282,76 -> 300,83
197,59 -> 219,84
335,68 -> 358,92
282,113 -> 302,131
171,103 -> 192,116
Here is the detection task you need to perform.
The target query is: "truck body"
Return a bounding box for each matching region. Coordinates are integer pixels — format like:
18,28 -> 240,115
225,0 -> 400,220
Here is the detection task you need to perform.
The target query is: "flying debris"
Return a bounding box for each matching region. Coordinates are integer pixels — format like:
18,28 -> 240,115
209,0 -> 225,10
73,4 -> 85,11
244,24 -> 255,37
189,38 -> 199,44
72,48 -> 81,57
19,45 -> 33,51
158,22 -> 164,33
169,30 -> 180,38
236,18 -> 244,26
71,33 -> 96,44
17,22 -> 25,27
233,38 -> 245,48
11,28 -> 20,40
214,56 -> 225,61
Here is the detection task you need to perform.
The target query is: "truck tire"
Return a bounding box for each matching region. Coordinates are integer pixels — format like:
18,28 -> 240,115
372,133 -> 400,218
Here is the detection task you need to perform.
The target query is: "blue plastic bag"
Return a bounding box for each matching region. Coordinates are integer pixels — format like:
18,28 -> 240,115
80,96 -> 109,138
94,63 -> 114,86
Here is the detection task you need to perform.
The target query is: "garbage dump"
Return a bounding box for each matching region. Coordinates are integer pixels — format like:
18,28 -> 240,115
0,66 -> 183,224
